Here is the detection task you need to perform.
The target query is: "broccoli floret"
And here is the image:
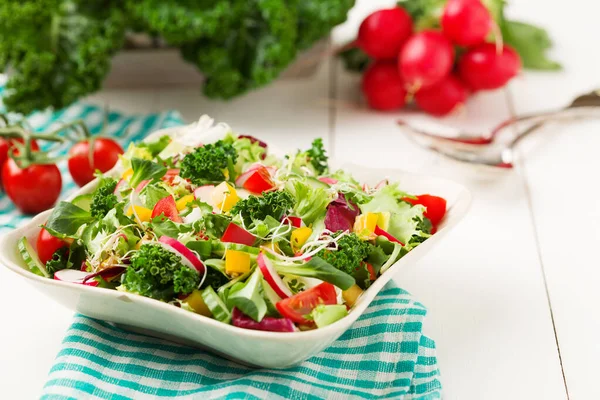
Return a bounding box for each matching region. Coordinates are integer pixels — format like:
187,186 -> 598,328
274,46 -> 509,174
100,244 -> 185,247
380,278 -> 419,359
317,232 -> 372,276
122,244 -> 200,301
180,140 -> 237,185
90,178 -> 119,219
231,190 -> 294,226
45,247 -> 69,277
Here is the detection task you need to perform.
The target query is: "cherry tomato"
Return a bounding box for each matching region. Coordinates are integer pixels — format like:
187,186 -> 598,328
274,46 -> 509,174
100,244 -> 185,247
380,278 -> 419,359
361,61 -> 407,111
151,196 -> 183,223
276,282 -> 338,324
458,44 -> 521,90
68,138 -> 124,187
243,166 -> 275,194
399,31 -> 454,90
358,7 -> 413,59
415,75 -> 469,116
2,158 -> 62,214
442,0 -> 492,46
36,227 -> 68,265
403,194 -> 447,226
221,223 -> 256,246
0,138 -> 39,184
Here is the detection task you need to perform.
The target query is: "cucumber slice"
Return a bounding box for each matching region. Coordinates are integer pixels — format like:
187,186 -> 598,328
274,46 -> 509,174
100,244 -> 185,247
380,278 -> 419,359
212,242 -> 259,257
71,193 -> 93,212
262,279 -> 282,317
18,237 -> 49,278
201,286 -> 231,323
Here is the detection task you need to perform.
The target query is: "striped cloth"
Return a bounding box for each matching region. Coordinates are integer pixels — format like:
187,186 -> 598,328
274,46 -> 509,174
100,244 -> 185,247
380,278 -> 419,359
0,89 -> 442,399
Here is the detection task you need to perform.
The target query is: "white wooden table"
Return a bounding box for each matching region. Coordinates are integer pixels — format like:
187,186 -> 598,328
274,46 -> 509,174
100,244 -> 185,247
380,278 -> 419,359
1,1 -> 598,398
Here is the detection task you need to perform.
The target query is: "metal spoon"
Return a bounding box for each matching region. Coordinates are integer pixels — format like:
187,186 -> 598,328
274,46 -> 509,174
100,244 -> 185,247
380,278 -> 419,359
398,89 -> 600,149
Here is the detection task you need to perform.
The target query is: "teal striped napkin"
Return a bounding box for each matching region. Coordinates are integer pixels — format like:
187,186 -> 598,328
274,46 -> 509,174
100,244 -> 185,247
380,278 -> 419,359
0,93 -> 442,399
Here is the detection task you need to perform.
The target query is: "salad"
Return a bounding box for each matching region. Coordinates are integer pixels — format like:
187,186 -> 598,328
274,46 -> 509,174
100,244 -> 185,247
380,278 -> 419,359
18,116 -> 447,333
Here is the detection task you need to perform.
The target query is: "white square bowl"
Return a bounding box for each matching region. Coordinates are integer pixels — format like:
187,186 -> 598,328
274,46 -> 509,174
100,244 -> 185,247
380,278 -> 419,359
0,125 -> 471,369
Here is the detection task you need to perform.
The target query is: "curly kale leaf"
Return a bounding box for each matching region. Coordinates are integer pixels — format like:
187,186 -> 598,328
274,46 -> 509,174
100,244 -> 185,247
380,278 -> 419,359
231,190 -> 295,227
306,138 -> 329,176
90,177 -> 119,219
45,247 -> 69,277
180,140 -> 237,185
122,244 -> 200,301
180,0 -> 298,100
0,1 -> 126,114
296,0 -> 355,50
317,232 -> 373,276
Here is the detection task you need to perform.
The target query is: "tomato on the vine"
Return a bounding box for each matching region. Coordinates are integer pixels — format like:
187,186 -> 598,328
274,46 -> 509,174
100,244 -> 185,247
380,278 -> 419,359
36,227 -> 68,265
0,138 -> 39,181
2,158 -> 62,214
68,138 -> 123,187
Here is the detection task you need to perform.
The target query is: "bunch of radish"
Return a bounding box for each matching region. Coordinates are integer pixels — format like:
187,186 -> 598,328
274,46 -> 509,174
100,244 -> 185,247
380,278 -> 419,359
357,0 -> 521,116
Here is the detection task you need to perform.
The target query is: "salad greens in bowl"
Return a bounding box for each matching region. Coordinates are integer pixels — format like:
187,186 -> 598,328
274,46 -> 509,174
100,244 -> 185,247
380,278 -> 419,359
0,116 -> 471,367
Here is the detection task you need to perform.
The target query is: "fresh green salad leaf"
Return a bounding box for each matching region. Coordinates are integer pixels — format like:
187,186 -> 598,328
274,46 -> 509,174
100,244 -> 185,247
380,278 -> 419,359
227,269 -> 267,322
141,183 -> 171,209
130,158 -> 167,189
286,179 -> 334,225
274,256 -> 355,290
45,202 -> 94,238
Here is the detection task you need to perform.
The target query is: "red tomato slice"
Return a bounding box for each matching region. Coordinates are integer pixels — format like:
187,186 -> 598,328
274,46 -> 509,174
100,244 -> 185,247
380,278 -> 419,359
221,223 -> 256,246
276,282 -> 338,324
243,166 -> 275,194
151,196 -> 183,223
403,194 -> 447,226
36,227 -> 68,265
282,216 -> 302,228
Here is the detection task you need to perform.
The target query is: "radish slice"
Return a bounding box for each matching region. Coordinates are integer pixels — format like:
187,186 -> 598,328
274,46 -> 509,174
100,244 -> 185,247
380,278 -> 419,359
114,179 -> 127,201
362,183 -> 370,192
374,179 -> 389,189
318,177 -> 338,185
159,236 -> 205,274
257,252 -> 292,299
374,226 -> 405,246
83,266 -> 127,284
135,180 -> 150,193
235,169 -> 255,187
193,185 -> 215,204
54,269 -> 100,287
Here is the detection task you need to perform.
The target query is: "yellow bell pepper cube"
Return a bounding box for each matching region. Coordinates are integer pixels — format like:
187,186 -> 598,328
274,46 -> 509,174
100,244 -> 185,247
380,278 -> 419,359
225,249 -> 251,275
291,227 -> 312,251
121,168 -> 133,181
377,212 -> 391,231
261,241 -> 280,254
353,212 -> 379,239
342,284 -> 364,308
176,194 -> 195,211
212,182 -> 240,213
126,205 -> 152,222
185,289 -> 212,317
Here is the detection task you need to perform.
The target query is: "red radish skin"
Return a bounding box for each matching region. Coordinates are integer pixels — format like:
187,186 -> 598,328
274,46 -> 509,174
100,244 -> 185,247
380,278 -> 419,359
374,226 -> 405,246
415,75 -> 469,116
442,0 -> 492,46
257,252 -> 292,299
318,177 -> 338,185
361,61 -> 407,111
159,236 -> 205,274
135,180 -> 150,193
458,44 -> 521,90
221,223 -> 256,246
399,31 -> 454,91
54,269 -> 100,287
82,266 -> 127,284
358,7 -> 413,59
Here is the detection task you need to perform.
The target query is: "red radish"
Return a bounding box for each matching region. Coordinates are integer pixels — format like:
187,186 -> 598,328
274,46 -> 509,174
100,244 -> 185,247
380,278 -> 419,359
282,216 -> 302,228
238,135 -> 268,149
159,236 -> 205,274
374,226 -> 405,246
257,252 -> 293,299
415,75 -> 469,116
135,180 -> 150,193
374,179 -> 388,189
232,308 -> 295,332
151,196 -> 183,223
82,266 -> 127,284
235,170 -> 254,187
114,179 -> 126,194
193,185 -> 215,204
442,0 -> 492,46
357,7 -> 413,59
361,61 -> 407,111
243,166 -> 275,194
458,44 -> 521,90
54,269 -> 100,287
221,223 -> 256,246
399,31 -> 454,90
318,177 -> 338,185
362,183 -> 370,192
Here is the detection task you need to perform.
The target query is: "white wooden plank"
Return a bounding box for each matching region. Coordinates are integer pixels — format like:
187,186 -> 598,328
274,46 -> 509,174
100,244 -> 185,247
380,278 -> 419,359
507,1 -> 600,398
331,57 -> 566,399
